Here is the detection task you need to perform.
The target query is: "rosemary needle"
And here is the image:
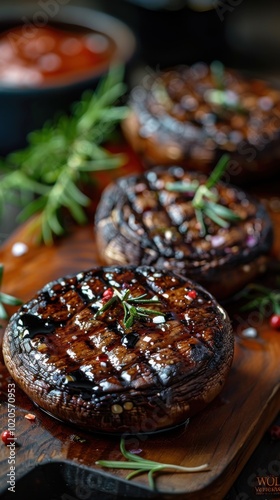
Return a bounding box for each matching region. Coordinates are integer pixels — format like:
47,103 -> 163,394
166,154 -> 241,236
96,438 -> 209,490
238,283 -> 280,317
0,66 -> 128,245
94,287 -> 163,329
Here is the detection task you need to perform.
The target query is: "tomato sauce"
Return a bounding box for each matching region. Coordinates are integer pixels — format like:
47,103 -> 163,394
0,24 -> 116,88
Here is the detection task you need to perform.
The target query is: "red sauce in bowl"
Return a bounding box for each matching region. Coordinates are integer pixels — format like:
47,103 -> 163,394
0,25 -> 116,88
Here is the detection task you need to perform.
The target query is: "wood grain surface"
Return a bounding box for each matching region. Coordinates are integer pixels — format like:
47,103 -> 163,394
0,166 -> 280,500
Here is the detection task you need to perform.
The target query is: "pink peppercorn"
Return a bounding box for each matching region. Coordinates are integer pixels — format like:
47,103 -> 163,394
102,288 -> 114,303
270,314 -> 280,331
1,430 -> 15,446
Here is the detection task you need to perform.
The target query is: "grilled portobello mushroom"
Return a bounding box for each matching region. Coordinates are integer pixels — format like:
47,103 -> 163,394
3,265 -> 233,434
122,62 -> 280,181
95,167 -> 273,299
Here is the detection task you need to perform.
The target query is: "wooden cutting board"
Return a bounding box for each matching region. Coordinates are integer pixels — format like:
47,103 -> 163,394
0,174 -> 280,500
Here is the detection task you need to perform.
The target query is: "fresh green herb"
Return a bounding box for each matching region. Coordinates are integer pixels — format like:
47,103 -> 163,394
165,180 -> 199,193
96,438 -> 209,490
207,60 -> 246,113
0,264 -> 22,320
0,66 -> 128,245
236,281 -> 280,331
166,154 -> 241,236
205,88 -> 246,113
95,287 -> 164,329
238,283 -> 280,316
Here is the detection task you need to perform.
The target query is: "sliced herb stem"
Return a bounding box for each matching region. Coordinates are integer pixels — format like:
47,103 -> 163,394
96,438 -> 209,490
165,181 -> 198,193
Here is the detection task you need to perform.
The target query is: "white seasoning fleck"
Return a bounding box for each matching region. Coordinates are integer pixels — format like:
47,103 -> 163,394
11,242 -> 28,257
242,327 -> 258,338
66,349 -> 77,360
153,315 -> 165,324
143,336 -> 151,342
164,230 -> 173,241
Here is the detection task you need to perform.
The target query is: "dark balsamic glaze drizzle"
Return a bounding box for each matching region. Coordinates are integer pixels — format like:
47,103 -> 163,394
18,313 -> 55,339
65,381 -> 93,400
76,277 -> 96,305
62,369 -> 94,399
121,332 -> 140,348
108,320 -> 124,336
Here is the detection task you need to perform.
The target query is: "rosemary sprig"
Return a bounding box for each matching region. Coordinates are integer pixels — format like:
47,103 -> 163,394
0,66 -> 128,244
0,264 -> 22,320
166,154 -> 241,236
207,60 -> 246,113
94,287 -> 164,329
238,283 -> 280,317
96,438 -> 209,490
